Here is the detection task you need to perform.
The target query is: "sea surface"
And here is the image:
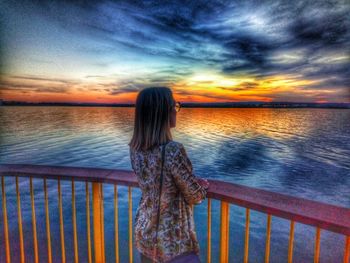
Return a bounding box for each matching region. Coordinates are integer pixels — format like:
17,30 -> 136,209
0,106 -> 349,262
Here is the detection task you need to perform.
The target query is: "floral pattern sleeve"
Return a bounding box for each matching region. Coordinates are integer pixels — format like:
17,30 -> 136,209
171,143 -> 207,205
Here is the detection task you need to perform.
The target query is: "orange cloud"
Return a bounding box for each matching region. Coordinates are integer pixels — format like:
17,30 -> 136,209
1,72 -> 348,103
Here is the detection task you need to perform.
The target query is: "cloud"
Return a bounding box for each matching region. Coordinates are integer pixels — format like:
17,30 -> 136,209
1,0 -> 349,102
107,73 -> 180,95
0,75 -> 74,94
10,1 -> 350,67
220,82 -> 259,92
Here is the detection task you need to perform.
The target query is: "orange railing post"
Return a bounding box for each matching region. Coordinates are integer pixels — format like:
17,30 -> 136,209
44,178 -> 52,263
344,236 -> 350,263
16,177 -> 25,263
114,185 -> 120,263
58,179 -> 66,263
207,198 -> 212,263
30,177 -> 39,263
244,208 -> 250,263
92,182 -> 105,263
128,186 -> 133,263
1,177 -> 11,263
314,228 -> 321,263
220,201 -> 230,263
288,221 -> 295,263
1,164 -> 350,263
72,180 -> 79,263
86,182 -> 92,263
265,215 -> 272,263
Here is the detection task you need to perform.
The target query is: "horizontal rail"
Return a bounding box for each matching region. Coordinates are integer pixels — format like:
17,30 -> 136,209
1,163 -> 350,236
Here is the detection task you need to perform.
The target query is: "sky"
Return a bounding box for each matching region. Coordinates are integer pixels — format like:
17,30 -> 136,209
0,0 -> 349,103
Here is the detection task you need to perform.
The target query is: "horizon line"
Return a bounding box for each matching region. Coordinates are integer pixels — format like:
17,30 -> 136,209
1,100 -> 349,108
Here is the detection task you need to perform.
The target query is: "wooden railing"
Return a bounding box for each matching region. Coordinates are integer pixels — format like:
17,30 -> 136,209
0,164 -> 349,263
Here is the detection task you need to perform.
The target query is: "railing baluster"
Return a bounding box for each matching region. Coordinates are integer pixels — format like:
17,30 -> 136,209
86,182 -> 92,263
44,179 -> 52,263
220,201 -> 229,263
344,236 -> 350,263
58,179 -> 66,263
244,208 -> 250,263
1,165 -> 350,263
16,177 -> 25,263
128,186 -> 133,263
30,177 -> 39,263
72,180 -> 79,263
1,177 -> 11,263
114,185 -> 119,263
207,198 -> 211,263
265,214 -> 272,263
288,220 -> 295,263
314,228 -> 321,263
101,184 -> 106,263
92,182 -> 105,262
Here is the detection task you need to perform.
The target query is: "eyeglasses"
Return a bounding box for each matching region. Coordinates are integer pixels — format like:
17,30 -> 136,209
174,101 -> 181,112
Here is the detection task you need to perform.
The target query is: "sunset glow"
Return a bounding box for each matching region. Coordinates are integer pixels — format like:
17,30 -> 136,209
1,0 -> 349,103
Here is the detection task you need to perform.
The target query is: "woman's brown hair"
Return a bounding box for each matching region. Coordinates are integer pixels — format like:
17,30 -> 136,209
129,87 -> 174,151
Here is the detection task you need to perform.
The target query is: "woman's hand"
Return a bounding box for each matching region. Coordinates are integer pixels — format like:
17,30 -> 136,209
197,178 -> 209,189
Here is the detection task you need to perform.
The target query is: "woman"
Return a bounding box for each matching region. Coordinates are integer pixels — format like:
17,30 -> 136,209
129,87 -> 209,263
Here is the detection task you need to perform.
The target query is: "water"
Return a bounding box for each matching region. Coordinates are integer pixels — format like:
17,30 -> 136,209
0,106 -> 349,262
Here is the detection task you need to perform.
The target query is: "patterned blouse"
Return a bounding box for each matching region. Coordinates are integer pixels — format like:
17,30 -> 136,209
129,140 -> 207,262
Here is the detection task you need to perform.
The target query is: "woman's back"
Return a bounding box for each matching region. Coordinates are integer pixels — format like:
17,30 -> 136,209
130,140 -> 207,262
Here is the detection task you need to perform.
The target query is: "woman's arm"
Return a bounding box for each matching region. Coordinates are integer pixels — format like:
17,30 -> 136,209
171,143 -> 208,205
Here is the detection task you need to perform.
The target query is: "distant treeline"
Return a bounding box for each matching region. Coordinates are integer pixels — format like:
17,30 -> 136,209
1,100 -> 350,108
181,102 -> 350,109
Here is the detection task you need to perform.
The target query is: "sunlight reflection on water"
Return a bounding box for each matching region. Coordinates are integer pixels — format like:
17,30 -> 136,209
0,107 -> 349,262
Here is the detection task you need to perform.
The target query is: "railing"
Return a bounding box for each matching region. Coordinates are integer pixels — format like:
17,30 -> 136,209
0,164 -> 349,263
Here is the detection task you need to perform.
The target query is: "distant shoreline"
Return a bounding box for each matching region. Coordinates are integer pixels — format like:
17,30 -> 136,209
1,101 -> 349,108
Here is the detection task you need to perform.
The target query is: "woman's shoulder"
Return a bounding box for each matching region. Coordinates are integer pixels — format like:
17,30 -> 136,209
166,140 -> 188,161
166,140 -> 184,152
129,140 -> 185,155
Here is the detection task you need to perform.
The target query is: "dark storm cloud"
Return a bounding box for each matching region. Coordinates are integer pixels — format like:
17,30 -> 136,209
288,6 -> 348,46
220,34 -> 276,73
